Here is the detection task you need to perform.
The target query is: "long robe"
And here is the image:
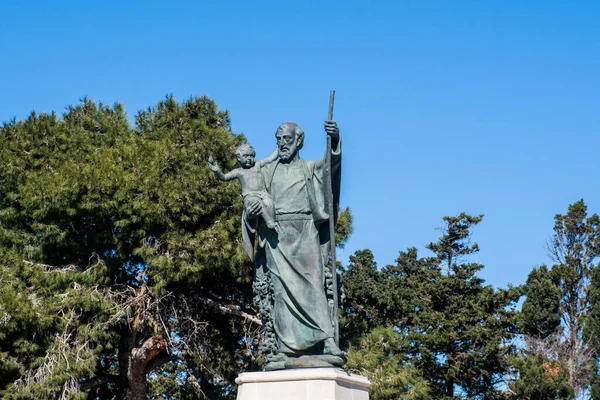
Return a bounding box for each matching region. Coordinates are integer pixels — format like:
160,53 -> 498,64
245,142 -> 341,354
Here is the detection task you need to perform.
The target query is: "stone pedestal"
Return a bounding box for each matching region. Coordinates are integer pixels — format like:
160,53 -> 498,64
236,368 -> 370,400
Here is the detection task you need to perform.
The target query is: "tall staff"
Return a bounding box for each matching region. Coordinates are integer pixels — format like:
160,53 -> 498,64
324,90 -> 339,345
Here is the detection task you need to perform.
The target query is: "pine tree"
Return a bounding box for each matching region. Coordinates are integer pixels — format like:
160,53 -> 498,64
342,213 -> 522,399
0,96 -> 259,399
345,327 -> 430,400
342,249 -> 432,399
426,213 -> 483,277
418,213 -> 522,399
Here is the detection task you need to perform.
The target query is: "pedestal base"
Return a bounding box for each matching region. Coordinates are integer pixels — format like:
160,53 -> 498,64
236,368 -> 370,400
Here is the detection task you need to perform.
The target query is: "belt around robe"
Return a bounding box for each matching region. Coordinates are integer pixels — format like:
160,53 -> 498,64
275,213 -> 312,222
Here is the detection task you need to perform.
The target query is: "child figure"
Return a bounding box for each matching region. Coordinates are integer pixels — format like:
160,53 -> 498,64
208,144 -> 278,229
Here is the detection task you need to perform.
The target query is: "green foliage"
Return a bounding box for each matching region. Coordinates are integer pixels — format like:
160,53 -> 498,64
417,213 -> 522,399
516,200 -> 600,398
426,212 -> 483,276
509,355 -> 573,400
587,266 -> 600,399
346,327 -> 429,400
341,249 -> 385,346
0,251 -> 117,399
587,266 -> 600,349
342,213 -> 522,399
591,372 -> 600,400
335,207 -> 353,249
0,96 -> 257,399
521,265 -> 561,338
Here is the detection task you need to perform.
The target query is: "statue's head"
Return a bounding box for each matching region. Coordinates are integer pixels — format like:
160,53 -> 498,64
275,122 -> 304,162
235,143 -> 256,169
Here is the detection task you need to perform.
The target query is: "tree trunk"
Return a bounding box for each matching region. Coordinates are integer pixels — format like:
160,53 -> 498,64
122,335 -> 167,400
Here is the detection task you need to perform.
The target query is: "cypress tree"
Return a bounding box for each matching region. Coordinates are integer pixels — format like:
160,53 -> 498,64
513,200 -> 600,398
521,265 -> 561,338
586,266 -> 600,399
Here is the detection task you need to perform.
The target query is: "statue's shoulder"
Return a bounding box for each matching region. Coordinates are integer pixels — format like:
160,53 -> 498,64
261,160 -> 279,191
297,158 -> 318,180
261,160 -> 278,176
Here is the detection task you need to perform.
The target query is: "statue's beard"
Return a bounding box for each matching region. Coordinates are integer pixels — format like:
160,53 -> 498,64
279,145 -> 297,161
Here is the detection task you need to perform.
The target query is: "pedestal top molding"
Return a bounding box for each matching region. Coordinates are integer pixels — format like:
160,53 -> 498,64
236,368 -> 370,387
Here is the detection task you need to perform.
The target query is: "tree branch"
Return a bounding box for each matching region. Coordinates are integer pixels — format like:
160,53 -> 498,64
197,295 -> 262,326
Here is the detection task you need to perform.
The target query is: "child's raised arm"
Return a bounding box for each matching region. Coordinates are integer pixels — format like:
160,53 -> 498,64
208,155 -> 239,181
256,148 -> 279,168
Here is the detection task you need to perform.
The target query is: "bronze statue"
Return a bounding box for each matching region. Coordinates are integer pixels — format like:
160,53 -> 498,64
210,117 -> 344,370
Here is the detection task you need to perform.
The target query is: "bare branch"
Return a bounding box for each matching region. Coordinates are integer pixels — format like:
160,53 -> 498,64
196,295 -> 261,326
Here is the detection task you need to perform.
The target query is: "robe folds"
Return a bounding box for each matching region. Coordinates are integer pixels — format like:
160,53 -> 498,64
244,140 -> 341,354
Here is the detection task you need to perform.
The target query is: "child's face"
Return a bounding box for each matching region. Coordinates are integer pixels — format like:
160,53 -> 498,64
237,150 -> 256,168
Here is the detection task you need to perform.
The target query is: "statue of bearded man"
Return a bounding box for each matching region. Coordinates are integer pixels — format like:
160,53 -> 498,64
243,120 -> 344,370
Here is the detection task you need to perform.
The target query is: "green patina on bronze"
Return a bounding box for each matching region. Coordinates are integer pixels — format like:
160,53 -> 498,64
209,119 -> 345,370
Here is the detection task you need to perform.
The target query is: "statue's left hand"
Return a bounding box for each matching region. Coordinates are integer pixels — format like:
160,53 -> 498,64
324,120 -> 340,148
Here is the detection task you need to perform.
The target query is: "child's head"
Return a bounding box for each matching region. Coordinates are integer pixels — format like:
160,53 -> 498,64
236,143 -> 256,168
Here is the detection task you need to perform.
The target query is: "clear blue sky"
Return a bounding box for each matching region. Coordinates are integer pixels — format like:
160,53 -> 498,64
1,1 -> 599,289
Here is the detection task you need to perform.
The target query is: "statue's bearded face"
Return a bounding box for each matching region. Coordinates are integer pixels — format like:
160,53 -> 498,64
276,127 -> 299,161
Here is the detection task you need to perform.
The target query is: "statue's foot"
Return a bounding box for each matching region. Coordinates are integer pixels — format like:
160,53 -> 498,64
265,353 -> 288,371
285,354 -> 346,369
323,338 -> 346,357
265,361 -> 285,371
269,353 -> 288,362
